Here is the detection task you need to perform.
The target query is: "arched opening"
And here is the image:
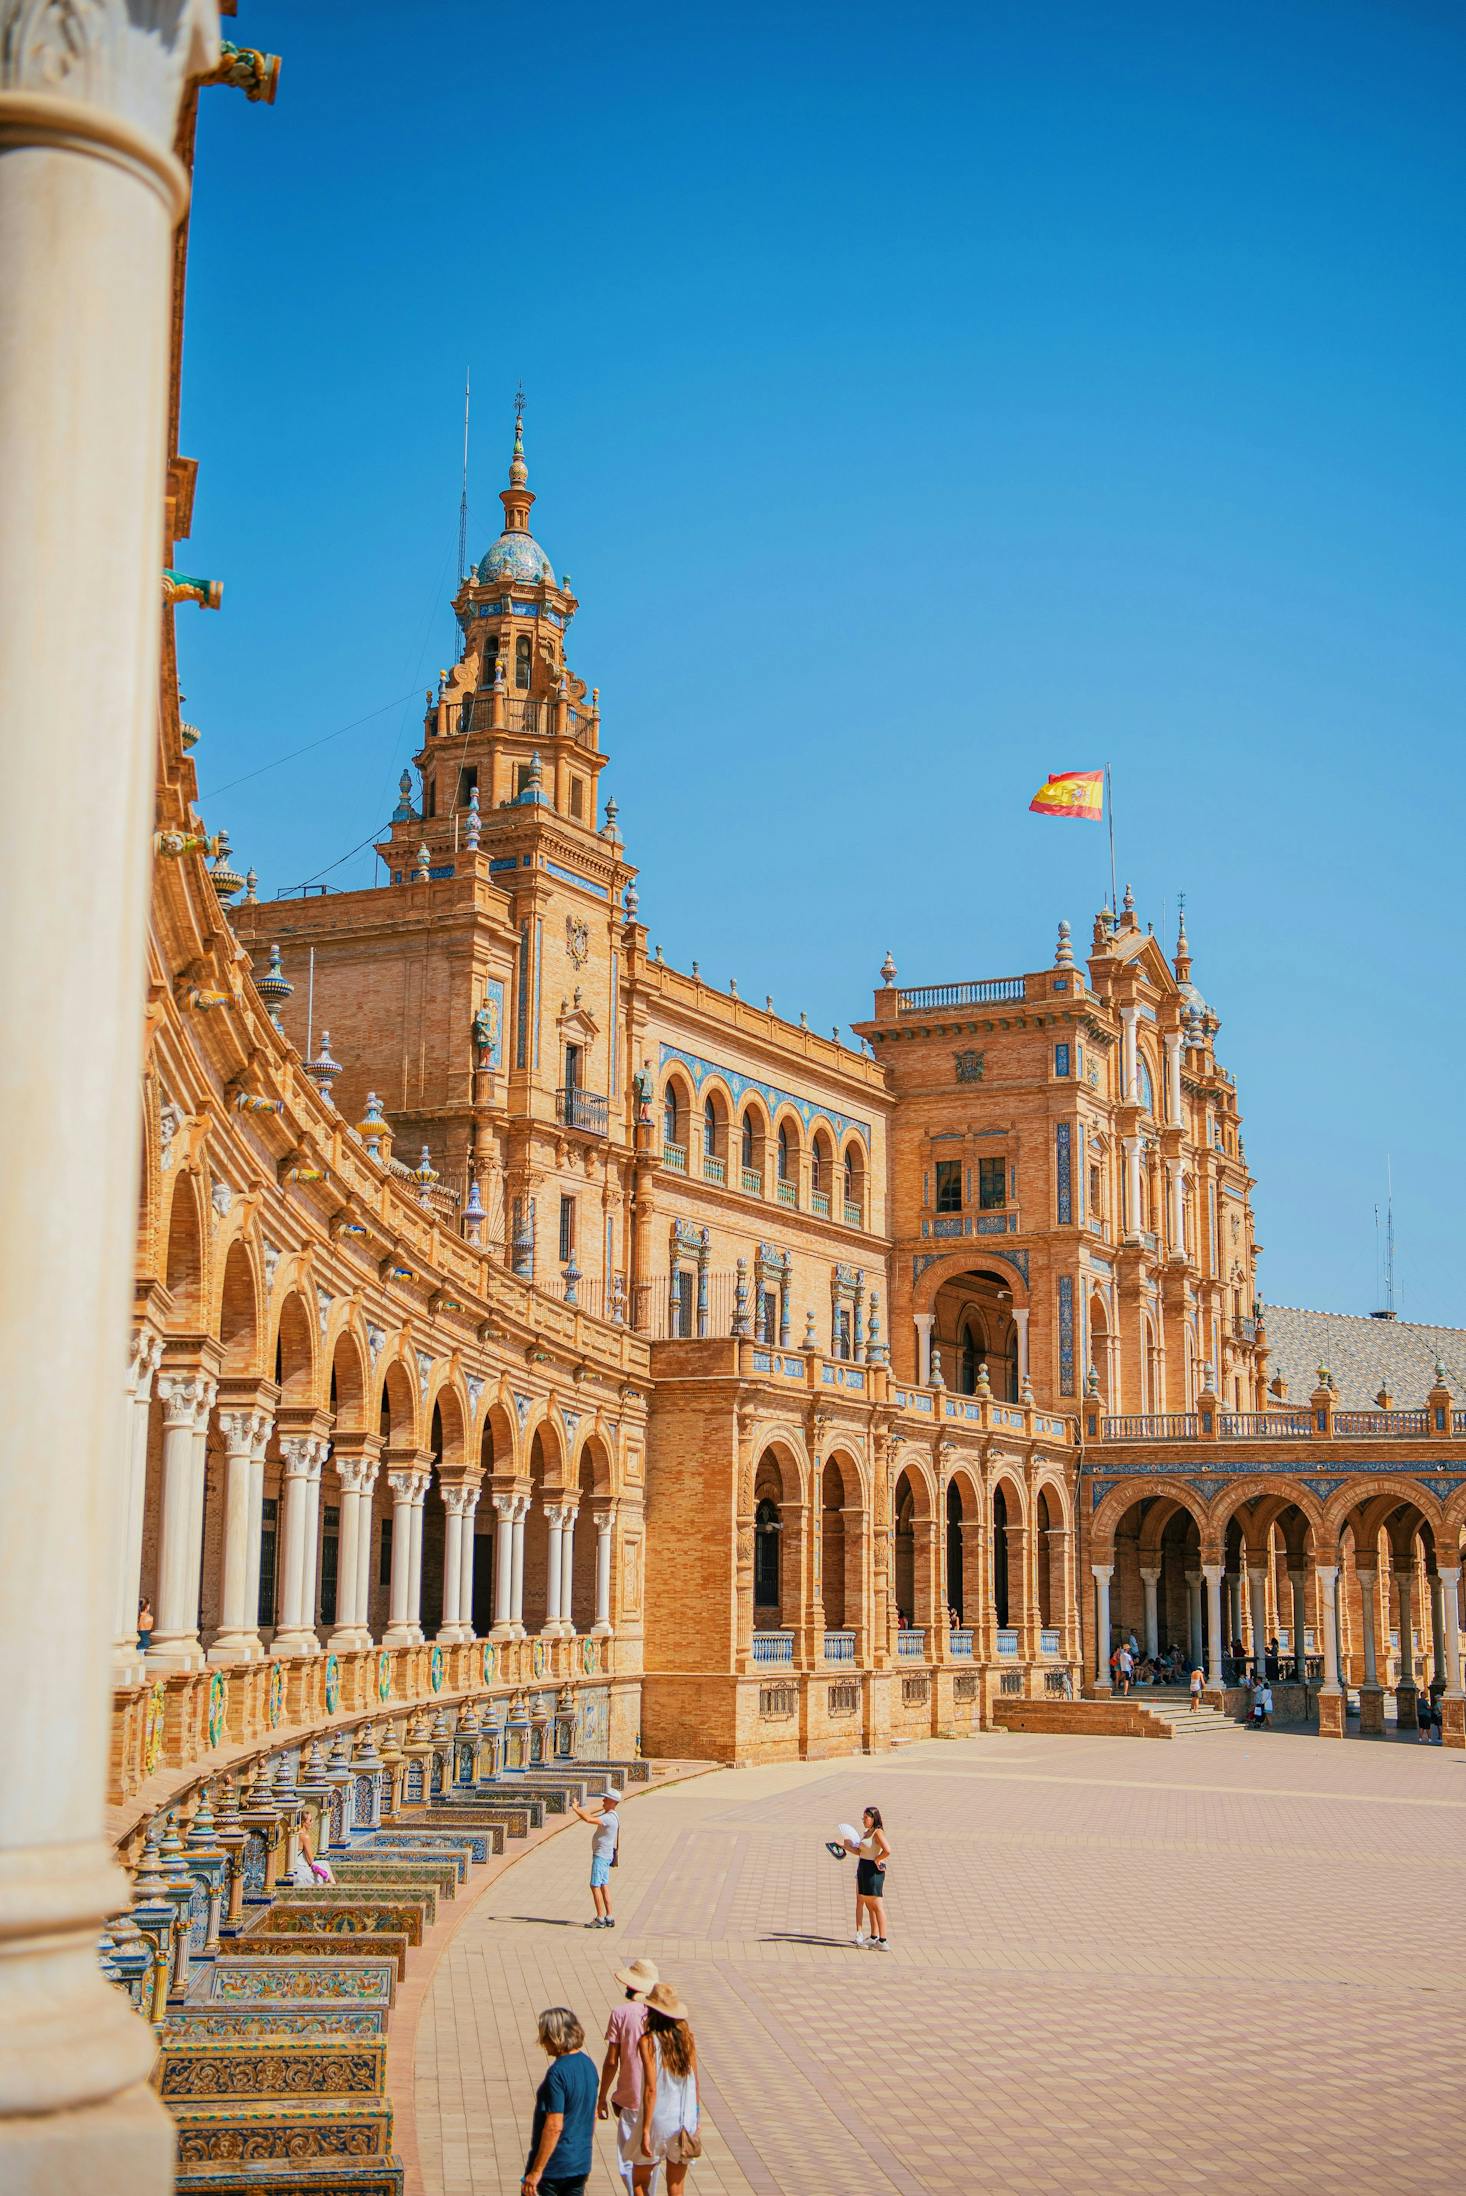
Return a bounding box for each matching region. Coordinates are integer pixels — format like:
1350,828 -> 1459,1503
946,1480 -> 967,1624
1088,1292 -> 1110,1400
892,1462 -> 935,1633
810,1128 -> 834,1215
514,633 -> 531,689
894,1474 -> 916,1629
661,1076 -> 689,1164
1105,1490 -> 1209,1681
991,1481 -> 1010,1629
701,1088 -> 728,1183
752,1444 -> 801,1638
841,1139 -> 866,1227
820,1453 -> 861,1635
471,1404 -> 513,1637
776,1118 -> 796,1194
522,1422 -> 564,1635
217,1237 -> 260,1376
930,1269 -> 1020,1400
571,1438 -> 611,1633
163,1172 -> 206,1331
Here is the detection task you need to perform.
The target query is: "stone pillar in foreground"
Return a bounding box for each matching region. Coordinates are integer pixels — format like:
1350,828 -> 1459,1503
0,1 -> 220,2182
1091,1564 -> 1113,1690
1201,1564 -> 1225,1694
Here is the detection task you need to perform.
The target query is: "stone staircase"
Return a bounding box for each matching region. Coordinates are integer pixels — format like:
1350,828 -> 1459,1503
105,1742 -> 668,2196
992,1688 -> 1243,1740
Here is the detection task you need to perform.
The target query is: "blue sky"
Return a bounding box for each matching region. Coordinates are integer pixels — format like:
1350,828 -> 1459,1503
180,1 -> 1466,1328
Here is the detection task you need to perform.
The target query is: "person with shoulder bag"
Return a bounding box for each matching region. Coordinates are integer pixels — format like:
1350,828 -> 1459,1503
637,1981 -> 701,2190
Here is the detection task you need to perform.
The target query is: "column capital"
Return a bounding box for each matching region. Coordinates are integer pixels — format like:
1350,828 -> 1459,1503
218,1404 -> 272,1458
1200,1560 -> 1225,1583
1354,1566 -> 1377,1586
387,1466 -> 430,1503
491,1491 -> 519,1522
127,1328 -> 164,1396
0,0 -> 220,148
1090,1561 -> 1114,1582
157,1369 -> 214,1430
1139,1566 -> 1161,1585
594,1508 -> 616,1537
335,1449 -> 380,1496
280,1434 -> 326,1480
442,1483 -> 478,1518
1314,1561 -> 1339,1585
1438,1564 -> 1461,1588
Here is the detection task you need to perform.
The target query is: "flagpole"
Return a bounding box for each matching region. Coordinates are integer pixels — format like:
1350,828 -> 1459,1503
1106,764 -> 1118,925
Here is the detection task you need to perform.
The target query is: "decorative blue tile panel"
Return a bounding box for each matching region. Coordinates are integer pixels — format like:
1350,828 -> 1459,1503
1058,1274 -> 1075,1395
1056,1121 -> 1072,1226
1055,1043 -> 1071,1076
545,858 -> 609,899
657,1044 -> 871,1149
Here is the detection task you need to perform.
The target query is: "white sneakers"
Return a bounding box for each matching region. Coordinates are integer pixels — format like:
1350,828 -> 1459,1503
853,1931 -> 868,1947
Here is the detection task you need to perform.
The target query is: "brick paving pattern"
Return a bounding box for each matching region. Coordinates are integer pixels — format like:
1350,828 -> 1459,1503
415,1733 -> 1466,2193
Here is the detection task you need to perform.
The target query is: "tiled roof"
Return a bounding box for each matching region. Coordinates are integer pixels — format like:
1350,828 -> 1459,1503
1262,1303 -> 1465,1411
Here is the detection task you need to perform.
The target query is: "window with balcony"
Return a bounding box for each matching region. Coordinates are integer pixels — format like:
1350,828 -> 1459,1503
754,1498 -> 782,1606
569,776 -> 584,821
455,764 -> 477,809
558,1194 -> 575,1264
978,1157 -> 1006,1209
935,1160 -> 962,1213
515,634 -> 531,689
671,1267 -> 694,1338
777,1124 -> 792,1183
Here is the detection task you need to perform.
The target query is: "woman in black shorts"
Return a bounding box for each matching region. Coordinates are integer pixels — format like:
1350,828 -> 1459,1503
846,1806 -> 891,1949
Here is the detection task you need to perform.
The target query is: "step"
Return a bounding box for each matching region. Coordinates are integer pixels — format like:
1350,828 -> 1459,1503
171,2092 -> 393,2167
195,1954 -> 397,2006
155,2032 -> 386,2102
163,2007 -> 388,2041
176,2159 -> 402,2196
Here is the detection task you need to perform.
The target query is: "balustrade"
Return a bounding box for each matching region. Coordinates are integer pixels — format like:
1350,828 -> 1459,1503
741,1166 -> 763,1195
896,1629 -> 926,1660
751,1630 -> 795,1666
702,1154 -> 726,1184
948,1626 -> 974,1657
776,1180 -> 798,1209
995,1628 -> 1019,1658
662,1141 -> 688,1175
897,976 -> 1026,1011
1040,1627 -> 1062,1657
823,1630 -> 856,1663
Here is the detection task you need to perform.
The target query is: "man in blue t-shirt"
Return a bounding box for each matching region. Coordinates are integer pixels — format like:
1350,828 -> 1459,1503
523,2005 -> 599,2196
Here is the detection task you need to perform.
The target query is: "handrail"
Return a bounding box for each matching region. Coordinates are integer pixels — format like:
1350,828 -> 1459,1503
897,976 -> 1026,1012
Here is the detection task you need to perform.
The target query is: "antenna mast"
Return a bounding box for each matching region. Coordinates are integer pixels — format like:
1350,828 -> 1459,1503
1385,1155 -> 1396,1318
457,368 -> 471,582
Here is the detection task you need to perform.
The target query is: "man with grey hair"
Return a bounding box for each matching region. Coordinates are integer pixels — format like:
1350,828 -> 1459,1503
571,1785 -> 623,1928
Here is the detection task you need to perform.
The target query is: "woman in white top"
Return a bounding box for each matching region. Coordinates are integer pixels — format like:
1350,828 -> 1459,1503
638,1981 -> 700,2192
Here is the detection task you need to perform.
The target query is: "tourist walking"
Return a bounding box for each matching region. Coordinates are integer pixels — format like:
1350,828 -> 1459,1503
1254,1679 -> 1273,1728
1189,1665 -> 1204,1711
842,1805 -> 891,1948
1416,1693 -> 1433,1744
598,1956 -> 658,2193
137,1597 -> 153,1652
1116,1643 -> 1134,1696
571,1786 -> 623,1928
522,2006 -> 598,2196
637,1982 -> 701,2192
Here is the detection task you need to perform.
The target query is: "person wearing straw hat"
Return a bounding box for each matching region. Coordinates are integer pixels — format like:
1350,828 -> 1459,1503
637,1981 -> 701,2192
570,1785 -> 623,1928
598,1956 -> 659,2194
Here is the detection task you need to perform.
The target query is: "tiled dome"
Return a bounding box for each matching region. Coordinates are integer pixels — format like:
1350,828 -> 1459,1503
477,529 -> 555,586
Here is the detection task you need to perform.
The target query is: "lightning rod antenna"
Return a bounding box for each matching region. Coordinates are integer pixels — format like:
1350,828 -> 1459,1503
458,368 -> 471,582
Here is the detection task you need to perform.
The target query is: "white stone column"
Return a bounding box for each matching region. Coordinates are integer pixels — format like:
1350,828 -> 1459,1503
1202,1564 -> 1225,1691
1091,1564 -> 1113,1689
1139,1567 -> 1160,1660
405,1475 -> 429,1644
559,1504 -> 578,1635
353,1465 -> 379,1646
1164,1031 -> 1182,1124
1438,1566 -> 1463,1700
1429,1574 -> 1448,1691
1397,1565 -> 1416,1676
458,1486 -> 481,1638
491,1493 -> 516,1639
149,1371 -> 214,1669
1247,1563 -> 1269,1676
299,1441 -> 326,1649
913,1311 -> 933,1387
1120,1003 -> 1138,1100
1186,1569 -> 1203,1670
113,1330 -> 162,1675
383,1469 -> 420,1647
510,1494 -> 529,1635
543,1504 -> 565,1633
210,1406 -> 272,1661
1167,1159 -> 1184,1252
0,0 -> 222,2171
1357,1569 -> 1379,1688
1123,1136 -> 1141,1236
273,1436 -> 324,1656
593,1510 -> 615,1637
1012,1308 -> 1030,1384
1316,1564 -> 1343,1695
1289,1570 -> 1308,1680
438,1485 -> 468,1641
330,1449 -> 377,1651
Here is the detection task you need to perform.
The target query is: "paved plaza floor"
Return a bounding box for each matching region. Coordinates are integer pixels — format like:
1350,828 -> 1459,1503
412,1731 -> 1465,2194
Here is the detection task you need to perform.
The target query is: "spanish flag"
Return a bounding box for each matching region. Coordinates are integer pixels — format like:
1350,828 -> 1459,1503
1029,770 -> 1104,822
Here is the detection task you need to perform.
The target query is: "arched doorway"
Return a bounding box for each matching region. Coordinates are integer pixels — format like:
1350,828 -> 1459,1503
932,1268 -> 1021,1399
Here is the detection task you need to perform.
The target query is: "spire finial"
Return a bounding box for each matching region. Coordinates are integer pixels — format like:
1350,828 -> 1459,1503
509,385 -> 527,491
1055,919 -> 1074,970
1174,889 -> 1192,981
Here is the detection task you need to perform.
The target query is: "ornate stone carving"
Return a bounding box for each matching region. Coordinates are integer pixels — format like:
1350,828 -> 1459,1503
0,0 -> 220,147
